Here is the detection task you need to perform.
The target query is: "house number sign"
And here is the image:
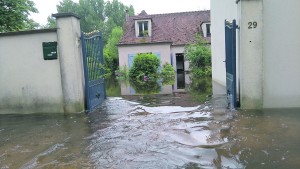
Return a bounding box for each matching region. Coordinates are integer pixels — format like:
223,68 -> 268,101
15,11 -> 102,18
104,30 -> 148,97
248,22 -> 258,29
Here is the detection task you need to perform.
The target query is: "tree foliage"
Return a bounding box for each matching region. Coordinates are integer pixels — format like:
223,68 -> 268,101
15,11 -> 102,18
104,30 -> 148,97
0,0 -> 39,32
129,53 -> 160,81
43,16 -> 56,29
184,34 -> 212,77
49,0 -> 134,45
104,26 -> 123,72
160,63 -> 175,85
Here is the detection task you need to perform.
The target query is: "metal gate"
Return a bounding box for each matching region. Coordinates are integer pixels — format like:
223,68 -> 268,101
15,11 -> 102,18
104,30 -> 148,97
225,20 -> 238,108
81,32 -> 106,111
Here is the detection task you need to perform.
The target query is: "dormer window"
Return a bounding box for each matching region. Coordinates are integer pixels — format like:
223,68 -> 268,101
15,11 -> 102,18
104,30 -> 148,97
206,24 -> 211,37
138,21 -> 149,37
135,19 -> 152,37
202,22 -> 211,37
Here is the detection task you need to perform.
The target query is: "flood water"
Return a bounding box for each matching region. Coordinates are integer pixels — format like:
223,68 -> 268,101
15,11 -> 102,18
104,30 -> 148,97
1,77 -> 300,169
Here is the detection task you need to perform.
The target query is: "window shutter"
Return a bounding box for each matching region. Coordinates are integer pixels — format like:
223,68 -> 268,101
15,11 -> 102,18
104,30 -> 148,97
128,54 -> 135,68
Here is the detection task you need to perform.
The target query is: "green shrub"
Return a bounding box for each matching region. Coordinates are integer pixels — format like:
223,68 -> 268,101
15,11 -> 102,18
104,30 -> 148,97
129,53 -> 160,81
161,63 -> 175,85
184,34 -> 212,77
161,63 -> 175,77
115,65 -> 129,80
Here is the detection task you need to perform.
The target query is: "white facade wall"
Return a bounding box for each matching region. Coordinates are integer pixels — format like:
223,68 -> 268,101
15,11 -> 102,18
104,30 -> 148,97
0,32 -> 64,113
211,0 -> 237,94
263,0 -> 300,108
118,43 -> 172,68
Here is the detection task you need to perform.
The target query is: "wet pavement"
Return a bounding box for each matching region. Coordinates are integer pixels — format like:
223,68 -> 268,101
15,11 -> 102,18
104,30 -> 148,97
1,78 -> 300,168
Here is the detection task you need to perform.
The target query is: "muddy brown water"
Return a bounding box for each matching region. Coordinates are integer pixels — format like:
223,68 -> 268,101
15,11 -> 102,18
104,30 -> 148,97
1,94 -> 300,169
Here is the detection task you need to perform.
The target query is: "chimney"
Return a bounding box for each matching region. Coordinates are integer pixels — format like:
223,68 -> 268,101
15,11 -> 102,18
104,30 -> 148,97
125,9 -> 129,21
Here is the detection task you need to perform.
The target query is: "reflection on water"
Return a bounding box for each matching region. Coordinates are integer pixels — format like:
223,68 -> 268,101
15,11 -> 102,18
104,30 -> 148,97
176,71 -> 186,89
120,72 -> 193,96
88,98 -> 300,169
106,76 -> 121,97
1,78 -> 300,168
0,113 -> 92,168
227,109 -> 300,169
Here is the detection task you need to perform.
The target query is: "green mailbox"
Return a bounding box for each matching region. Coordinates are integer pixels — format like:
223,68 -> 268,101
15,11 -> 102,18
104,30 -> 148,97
42,42 -> 58,60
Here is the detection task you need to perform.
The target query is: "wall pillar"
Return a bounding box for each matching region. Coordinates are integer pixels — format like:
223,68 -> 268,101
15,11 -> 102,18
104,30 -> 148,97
239,0 -> 264,109
52,13 -> 85,113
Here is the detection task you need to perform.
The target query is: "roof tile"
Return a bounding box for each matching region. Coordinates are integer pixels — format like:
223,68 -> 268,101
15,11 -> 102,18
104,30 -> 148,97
119,10 -> 211,45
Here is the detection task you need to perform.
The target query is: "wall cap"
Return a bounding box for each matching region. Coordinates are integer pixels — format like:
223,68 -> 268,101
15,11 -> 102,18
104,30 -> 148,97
52,13 -> 80,19
0,28 -> 57,37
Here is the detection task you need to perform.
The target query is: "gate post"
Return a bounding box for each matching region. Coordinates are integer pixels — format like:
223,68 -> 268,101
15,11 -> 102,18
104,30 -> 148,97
80,32 -> 89,110
52,13 -> 85,113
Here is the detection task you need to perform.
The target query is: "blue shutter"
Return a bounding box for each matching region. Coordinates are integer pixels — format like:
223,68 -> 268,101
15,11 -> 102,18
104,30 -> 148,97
128,54 -> 135,68
170,53 -> 173,66
130,86 -> 135,94
153,52 -> 161,61
153,52 -> 162,71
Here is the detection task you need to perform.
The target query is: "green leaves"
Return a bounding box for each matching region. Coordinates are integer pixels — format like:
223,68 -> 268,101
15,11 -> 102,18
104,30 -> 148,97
0,0 -> 39,32
52,0 -> 134,45
184,34 -> 212,77
104,27 -> 123,73
129,53 -> 160,81
161,63 -> 175,85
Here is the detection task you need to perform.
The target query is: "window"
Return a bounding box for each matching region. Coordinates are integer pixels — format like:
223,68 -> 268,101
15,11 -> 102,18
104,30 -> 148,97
138,21 -> 149,37
206,24 -> 211,37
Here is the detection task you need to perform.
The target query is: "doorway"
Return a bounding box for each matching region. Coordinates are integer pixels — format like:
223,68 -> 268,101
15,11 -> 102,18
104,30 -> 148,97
176,53 -> 184,72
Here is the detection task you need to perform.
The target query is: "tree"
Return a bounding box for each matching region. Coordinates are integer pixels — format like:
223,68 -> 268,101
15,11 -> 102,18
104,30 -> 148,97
184,34 -> 212,77
48,0 -> 134,45
104,26 -> 123,72
43,16 -> 56,29
105,0 -> 134,27
0,0 -> 39,32
76,0 -> 105,32
103,0 -> 134,44
57,0 -> 78,13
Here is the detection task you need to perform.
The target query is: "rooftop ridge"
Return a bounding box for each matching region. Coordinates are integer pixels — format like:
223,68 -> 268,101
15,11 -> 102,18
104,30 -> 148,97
131,10 -> 210,18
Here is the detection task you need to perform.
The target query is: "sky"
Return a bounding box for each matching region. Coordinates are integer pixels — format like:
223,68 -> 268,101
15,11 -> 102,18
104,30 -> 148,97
30,0 -> 210,25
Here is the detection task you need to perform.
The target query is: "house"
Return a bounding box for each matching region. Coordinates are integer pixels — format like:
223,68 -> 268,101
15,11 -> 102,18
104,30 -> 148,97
118,10 -> 210,72
211,0 -> 300,109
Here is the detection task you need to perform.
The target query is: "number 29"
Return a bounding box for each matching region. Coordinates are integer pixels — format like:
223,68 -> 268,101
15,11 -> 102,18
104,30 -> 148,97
248,22 -> 258,29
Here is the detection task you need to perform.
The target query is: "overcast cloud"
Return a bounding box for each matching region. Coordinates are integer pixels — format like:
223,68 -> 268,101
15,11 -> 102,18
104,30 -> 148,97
30,0 -> 210,25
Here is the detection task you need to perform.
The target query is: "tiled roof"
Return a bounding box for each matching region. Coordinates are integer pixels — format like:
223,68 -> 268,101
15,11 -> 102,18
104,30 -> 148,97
119,10 -> 210,46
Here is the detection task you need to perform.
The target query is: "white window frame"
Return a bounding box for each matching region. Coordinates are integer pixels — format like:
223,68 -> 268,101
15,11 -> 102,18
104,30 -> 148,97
201,22 -> 211,37
135,19 -> 152,37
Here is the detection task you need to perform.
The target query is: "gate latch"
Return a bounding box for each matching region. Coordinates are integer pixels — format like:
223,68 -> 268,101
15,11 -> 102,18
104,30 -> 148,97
96,93 -> 101,98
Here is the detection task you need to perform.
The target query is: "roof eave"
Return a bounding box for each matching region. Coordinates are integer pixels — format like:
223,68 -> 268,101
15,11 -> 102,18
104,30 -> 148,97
118,41 -> 173,46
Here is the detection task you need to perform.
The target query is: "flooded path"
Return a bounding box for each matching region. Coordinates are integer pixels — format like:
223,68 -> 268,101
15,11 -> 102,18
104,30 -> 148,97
1,79 -> 300,168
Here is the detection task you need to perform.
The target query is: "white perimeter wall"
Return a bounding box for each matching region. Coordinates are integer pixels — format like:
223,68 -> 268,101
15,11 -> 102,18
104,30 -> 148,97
211,0 -> 237,94
0,32 -> 64,113
263,0 -> 300,108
